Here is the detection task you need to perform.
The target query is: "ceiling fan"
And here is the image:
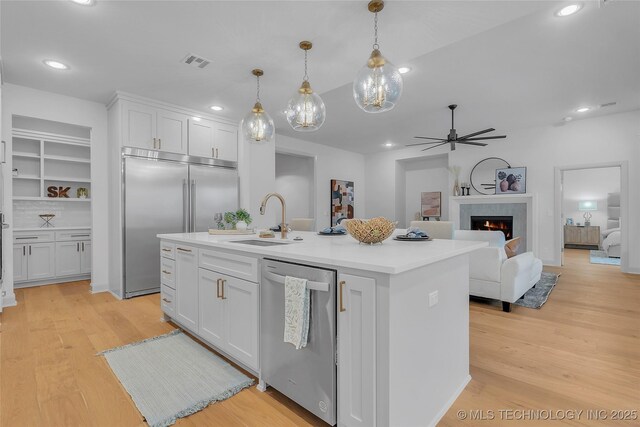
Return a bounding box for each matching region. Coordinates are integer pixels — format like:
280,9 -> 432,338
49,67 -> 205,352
407,104 -> 507,151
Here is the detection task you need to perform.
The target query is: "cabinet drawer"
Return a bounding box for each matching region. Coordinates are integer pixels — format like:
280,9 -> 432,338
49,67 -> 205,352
161,257 -> 176,289
14,231 -> 55,244
161,285 -> 175,316
161,241 -> 175,259
55,229 -> 92,242
199,249 -> 258,283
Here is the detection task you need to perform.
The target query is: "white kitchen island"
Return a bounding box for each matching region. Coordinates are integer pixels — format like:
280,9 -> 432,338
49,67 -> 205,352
157,230 -> 487,427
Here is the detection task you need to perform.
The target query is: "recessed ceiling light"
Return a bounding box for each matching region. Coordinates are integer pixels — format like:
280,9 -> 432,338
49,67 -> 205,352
71,0 -> 95,5
576,106 -> 590,113
398,67 -> 411,74
210,105 -> 224,111
384,142 -> 394,147
563,116 -> 573,122
192,117 -> 202,122
43,59 -> 69,70
556,4 -> 582,17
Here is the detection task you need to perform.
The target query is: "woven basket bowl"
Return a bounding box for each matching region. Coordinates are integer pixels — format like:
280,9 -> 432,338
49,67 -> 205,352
344,217 -> 396,244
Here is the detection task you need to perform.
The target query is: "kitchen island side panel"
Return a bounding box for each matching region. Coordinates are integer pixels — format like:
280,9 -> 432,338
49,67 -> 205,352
387,254 -> 470,427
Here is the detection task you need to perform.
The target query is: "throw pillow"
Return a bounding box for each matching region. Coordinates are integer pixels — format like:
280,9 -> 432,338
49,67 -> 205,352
505,237 -> 521,258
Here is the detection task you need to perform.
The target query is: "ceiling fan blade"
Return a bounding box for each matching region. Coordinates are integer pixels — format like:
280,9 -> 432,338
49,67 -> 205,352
406,141 -> 447,147
456,141 -> 488,147
413,136 -> 447,141
460,135 -> 507,141
457,128 -> 495,140
420,142 -> 448,151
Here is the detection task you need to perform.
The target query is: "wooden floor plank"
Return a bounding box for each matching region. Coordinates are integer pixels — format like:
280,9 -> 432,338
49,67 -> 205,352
1,249 -> 638,426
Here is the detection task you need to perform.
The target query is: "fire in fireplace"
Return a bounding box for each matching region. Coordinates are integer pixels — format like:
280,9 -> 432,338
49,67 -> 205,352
471,216 -> 513,240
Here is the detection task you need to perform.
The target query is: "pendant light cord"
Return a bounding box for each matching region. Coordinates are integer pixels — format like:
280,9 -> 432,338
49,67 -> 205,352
303,49 -> 309,82
256,74 -> 261,102
373,11 -> 379,50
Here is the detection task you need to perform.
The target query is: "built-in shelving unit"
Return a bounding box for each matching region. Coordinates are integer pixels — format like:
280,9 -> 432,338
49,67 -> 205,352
12,128 -> 91,201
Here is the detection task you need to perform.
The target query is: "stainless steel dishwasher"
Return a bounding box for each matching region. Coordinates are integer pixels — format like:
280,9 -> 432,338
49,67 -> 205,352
260,258 -> 337,426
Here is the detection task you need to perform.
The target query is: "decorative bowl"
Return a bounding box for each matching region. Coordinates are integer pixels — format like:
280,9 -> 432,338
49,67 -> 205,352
343,217 -> 396,244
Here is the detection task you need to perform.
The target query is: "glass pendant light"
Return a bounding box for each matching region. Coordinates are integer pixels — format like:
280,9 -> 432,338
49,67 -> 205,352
286,41 -> 326,132
353,0 -> 403,113
242,69 -> 275,143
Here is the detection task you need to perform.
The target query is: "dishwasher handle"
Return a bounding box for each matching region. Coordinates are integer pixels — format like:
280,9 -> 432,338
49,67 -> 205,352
264,271 -> 330,292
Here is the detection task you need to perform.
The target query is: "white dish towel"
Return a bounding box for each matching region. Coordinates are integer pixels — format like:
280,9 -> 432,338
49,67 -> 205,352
284,275 -> 310,350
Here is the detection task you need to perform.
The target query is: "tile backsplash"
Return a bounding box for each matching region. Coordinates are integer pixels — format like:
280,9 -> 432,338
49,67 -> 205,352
13,200 -> 91,229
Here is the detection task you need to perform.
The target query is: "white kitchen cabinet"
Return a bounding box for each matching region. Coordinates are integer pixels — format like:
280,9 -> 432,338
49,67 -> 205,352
56,241 -> 82,277
13,245 -> 28,282
123,101 -> 188,154
80,240 -> 92,274
337,274 -> 376,427
188,118 -> 238,161
214,122 -> 238,162
157,109 -> 188,154
198,269 -> 225,349
197,269 -> 258,370
123,101 -> 156,150
175,245 -> 199,331
26,243 -> 56,281
223,275 -> 258,369
56,240 -> 91,277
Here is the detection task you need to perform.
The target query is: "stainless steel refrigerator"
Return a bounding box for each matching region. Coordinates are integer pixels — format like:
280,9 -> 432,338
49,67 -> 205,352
122,148 -> 238,298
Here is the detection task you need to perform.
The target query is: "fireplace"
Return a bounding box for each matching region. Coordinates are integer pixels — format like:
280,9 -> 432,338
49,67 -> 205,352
471,216 -> 513,240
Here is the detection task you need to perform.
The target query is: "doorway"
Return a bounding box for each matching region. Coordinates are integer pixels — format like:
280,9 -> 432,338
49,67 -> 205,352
275,152 -> 316,230
556,163 -> 627,270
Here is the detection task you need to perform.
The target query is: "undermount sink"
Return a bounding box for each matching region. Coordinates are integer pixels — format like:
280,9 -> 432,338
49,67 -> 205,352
230,239 -> 292,247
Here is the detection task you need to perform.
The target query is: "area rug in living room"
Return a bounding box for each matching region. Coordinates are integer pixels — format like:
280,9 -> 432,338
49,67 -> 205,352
513,272 -> 560,309
590,250 -> 621,266
99,330 -> 253,427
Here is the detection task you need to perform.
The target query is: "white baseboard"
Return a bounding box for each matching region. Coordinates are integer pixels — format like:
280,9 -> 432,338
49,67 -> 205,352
542,258 -> 560,267
108,289 -> 123,300
90,282 -> 110,293
2,292 -> 17,308
428,374 -> 472,427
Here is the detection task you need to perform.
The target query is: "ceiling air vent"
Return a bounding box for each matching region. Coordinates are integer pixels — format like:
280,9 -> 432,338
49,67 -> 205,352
599,101 -> 617,108
181,53 -> 211,69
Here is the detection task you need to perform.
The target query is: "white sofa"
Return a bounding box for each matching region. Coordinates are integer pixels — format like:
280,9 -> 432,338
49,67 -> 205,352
454,230 -> 543,312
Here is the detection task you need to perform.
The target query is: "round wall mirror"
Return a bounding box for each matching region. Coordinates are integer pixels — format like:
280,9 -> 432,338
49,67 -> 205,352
470,157 -> 511,195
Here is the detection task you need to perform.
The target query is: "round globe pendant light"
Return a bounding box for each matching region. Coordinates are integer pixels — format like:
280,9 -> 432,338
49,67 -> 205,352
242,69 -> 275,143
353,0 -> 403,113
286,41 -> 326,132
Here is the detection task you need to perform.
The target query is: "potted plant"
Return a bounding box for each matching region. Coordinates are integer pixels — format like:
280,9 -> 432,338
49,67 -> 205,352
223,211 -> 237,230
235,209 -> 252,231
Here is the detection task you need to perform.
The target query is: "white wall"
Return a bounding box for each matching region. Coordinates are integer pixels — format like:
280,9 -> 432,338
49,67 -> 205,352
2,84 -> 109,305
562,167 -> 620,230
276,134 -> 366,230
400,155 -> 449,227
365,110 -> 639,273
275,152 -> 314,226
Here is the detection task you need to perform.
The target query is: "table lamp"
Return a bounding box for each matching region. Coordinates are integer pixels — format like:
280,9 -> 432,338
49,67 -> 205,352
578,200 -> 597,226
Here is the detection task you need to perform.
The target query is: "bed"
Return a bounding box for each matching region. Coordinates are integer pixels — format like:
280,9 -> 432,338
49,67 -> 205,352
601,192 -> 621,258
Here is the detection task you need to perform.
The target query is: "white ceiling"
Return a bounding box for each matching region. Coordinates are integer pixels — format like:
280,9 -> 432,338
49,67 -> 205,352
2,1 -> 639,154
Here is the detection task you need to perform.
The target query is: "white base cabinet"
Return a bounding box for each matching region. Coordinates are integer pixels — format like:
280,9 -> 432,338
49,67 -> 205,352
337,274 -> 377,427
162,241 -> 259,372
174,245 -> 199,331
13,243 -> 56,283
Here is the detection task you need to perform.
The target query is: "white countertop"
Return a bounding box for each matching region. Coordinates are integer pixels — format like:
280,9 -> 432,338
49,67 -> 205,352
157,230 -> 487,275
14,226 -> 91,232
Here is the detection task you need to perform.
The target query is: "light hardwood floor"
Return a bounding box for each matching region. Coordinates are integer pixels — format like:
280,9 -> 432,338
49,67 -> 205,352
1,249 -> 638,426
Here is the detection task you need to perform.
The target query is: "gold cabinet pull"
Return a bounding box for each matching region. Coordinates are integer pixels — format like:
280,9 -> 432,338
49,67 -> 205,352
212,147 -> 215,158
158,138 -> 162,149
339,281 -> 346,312
221,279 -> 227,299
162,270 -> 171,275
153,137 -> 157,149
216,278 -> 222,298
162,297 -> 171,303
161,248 -> 171,252
215,148 -> 219,158
177,247 -> 192,252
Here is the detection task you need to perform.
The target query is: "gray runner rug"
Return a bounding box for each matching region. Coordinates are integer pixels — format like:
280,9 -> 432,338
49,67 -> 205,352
513,272 -> 560,309
99,330 -> 253,427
